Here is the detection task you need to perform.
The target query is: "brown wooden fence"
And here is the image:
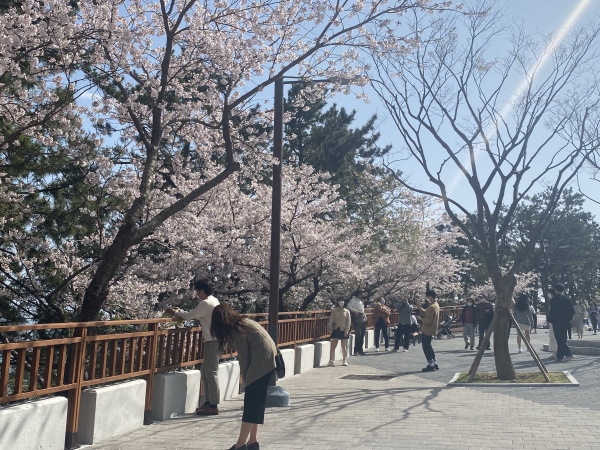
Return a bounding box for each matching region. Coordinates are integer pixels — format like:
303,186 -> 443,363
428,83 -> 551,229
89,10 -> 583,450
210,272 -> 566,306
0,306 -> 463,448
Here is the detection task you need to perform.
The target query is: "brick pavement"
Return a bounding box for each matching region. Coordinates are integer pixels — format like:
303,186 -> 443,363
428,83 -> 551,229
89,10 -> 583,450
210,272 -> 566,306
87,329 -> 600,450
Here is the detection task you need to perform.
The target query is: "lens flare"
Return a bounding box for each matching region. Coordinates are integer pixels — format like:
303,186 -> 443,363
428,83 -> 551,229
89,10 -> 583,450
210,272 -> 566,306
446,0 -> 593,195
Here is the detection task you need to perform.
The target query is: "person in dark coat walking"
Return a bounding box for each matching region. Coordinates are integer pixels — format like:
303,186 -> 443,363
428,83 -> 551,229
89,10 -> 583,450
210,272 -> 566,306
547,284 -> 574,362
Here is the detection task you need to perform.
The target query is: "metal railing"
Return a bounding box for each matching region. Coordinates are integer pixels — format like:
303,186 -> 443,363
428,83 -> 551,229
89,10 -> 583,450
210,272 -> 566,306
0,306 -> 462,448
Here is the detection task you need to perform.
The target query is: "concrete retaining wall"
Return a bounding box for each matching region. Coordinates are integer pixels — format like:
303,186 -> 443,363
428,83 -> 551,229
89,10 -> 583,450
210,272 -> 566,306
364,329 -> 374,349
151,370 -> 200,421
314,341 -> 331,367
294,344 -> 314,374
217,361 -> 240,400
79,379 -> 146,444
0,397 -> 67,450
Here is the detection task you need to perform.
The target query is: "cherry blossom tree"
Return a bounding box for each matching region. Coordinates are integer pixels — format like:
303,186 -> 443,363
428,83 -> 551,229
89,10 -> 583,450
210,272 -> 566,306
1,0 -> 456,321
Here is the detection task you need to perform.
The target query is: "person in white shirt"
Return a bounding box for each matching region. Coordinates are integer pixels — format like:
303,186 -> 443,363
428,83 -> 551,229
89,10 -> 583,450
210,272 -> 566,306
347,292 -> 367,356
166,279 -> 221,415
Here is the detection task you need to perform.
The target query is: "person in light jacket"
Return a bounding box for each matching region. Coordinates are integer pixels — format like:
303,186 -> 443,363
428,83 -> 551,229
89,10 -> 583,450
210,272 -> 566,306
347,292 -> 367,356
328,300 -> 351,366
211,304 -> 277,450
166,279 -> 220,415
512,293 -> 533,353
418,290 -> 440,372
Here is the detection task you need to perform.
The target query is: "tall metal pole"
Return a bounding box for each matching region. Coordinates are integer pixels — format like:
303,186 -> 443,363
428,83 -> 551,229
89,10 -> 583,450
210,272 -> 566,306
268,77 -> 284,345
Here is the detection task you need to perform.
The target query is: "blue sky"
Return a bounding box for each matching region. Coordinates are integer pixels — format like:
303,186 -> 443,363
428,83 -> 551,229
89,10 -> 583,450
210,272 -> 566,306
327,0 -> 600,219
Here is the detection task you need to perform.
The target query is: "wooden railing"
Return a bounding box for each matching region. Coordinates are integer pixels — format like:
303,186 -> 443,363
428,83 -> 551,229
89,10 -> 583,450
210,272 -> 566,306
0,306 -> 460,448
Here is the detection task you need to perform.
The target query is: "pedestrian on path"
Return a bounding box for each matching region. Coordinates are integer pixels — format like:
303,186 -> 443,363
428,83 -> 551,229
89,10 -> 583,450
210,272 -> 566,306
589,302 -> 598,335
166,279 -> 221,416
512,293 -> 533,353
211,304 -> 277,450
373,298 -> 391,352
394,298 -> 413,352
475,296 -> 493,351
328,300 -> 351,366
461,298 -> 476,350
573,299 -> 586,340
548,284 -> 574,362
418,290 -> 440,372
531,304 -> 538,334
347,292 -> 367,356
547,288 -> 558,357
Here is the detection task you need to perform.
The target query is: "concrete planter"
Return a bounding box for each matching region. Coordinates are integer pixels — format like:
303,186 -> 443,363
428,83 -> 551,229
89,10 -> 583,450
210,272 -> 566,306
278,348 -> 295,379
217,360 -> 240,400
151,370 -> 200,421
79,379 -> 146,444
0,396 -> 67,450
294,344 -> 314,374
314,341 -> 331,367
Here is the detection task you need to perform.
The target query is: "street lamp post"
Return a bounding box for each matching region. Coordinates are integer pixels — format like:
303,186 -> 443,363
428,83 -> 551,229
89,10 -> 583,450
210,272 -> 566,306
266,75 -> 362,406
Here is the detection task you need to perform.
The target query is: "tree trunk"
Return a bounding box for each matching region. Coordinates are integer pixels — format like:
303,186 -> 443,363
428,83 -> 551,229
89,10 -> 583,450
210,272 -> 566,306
77,223 -> 137,321
492,274 -> 517,380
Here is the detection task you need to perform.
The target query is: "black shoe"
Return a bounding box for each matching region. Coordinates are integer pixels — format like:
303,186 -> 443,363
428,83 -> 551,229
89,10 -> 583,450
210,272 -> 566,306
465,343 -> 469,349
486,347 -> 491,350
434,364 -> 439,370
470,346 -> 474,350
476,346 -> 480,350
422,365 -> 435,372
247,443 -> 259,450
358,352 -> 366,356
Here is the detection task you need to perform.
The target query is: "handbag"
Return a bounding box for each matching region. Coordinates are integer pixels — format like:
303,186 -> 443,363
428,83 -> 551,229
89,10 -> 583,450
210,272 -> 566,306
275,348 -> 285,379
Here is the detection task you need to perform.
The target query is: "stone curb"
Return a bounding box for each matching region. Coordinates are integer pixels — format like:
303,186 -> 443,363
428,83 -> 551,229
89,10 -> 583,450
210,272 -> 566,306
446,370 -> 580,387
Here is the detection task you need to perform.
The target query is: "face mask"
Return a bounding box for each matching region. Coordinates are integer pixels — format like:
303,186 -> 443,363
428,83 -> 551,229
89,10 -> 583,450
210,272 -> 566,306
467,302 -> 472,306
338,301 -> 344,307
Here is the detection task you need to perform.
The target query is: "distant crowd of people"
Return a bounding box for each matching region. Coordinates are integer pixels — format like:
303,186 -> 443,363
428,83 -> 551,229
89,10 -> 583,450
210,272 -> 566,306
161,277 -> 599,449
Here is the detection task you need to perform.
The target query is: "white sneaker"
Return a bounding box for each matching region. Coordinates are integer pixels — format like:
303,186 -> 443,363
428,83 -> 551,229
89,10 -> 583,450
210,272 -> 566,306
328,360 -> 335,367
375,348 -> 380,352
342,359 -> 348,366
403,349 -> 408,352
518,348 -> 523,353
385,348 -> 390,351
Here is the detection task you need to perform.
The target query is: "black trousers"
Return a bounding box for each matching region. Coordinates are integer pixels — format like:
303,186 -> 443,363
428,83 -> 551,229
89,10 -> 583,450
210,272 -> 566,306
374,319 -> 389,349
553,323 -> 573,361
591,317 -> 598,333
421,334 -> 435,362
242,369 -> 276,424
353,321 -> 367,354
394,324 -> 412,350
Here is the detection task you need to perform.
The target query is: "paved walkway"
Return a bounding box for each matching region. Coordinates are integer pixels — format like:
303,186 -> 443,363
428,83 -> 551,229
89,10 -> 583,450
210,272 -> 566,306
88,329 -> 600,450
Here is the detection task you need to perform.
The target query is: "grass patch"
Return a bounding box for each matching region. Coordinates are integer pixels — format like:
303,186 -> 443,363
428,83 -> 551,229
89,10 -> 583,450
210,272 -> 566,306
454,372 -> 570,384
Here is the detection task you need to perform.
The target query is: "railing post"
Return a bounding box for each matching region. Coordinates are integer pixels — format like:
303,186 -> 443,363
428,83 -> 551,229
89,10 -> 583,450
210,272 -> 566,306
293,314 -> 298,349
65,326 -> 87,449
144,323 -> 159,424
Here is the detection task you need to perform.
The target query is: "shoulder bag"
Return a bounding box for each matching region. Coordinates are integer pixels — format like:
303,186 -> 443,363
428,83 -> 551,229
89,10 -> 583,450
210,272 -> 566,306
275,348 -> 285,379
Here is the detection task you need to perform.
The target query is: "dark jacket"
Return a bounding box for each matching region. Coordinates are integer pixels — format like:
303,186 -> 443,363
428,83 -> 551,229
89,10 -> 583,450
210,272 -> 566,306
547,294 -> 574,327
397,300 -> 412,325
461,305 -> 476,325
